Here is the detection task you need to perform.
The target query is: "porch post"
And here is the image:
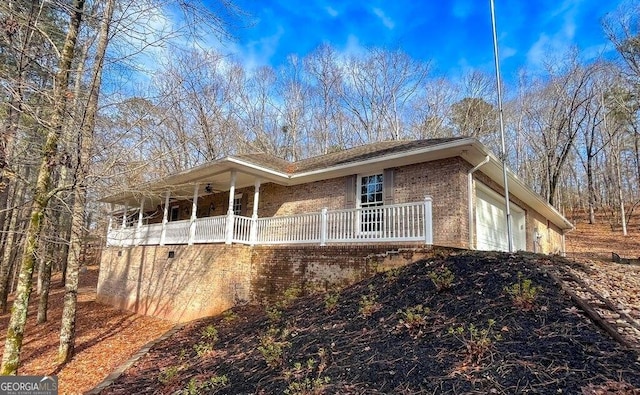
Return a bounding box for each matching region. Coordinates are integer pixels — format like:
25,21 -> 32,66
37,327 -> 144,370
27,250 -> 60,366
107,203 -> 113,232
225,170 -> 237,244
106,203 -> 113,247
249,178 -> 261,245
137,199 -> 145,228
160,191 -> 170,246
136,199 -> 144,246
121,204 -> 128,229
424,196 -> 433,245
189,183 -> 199,245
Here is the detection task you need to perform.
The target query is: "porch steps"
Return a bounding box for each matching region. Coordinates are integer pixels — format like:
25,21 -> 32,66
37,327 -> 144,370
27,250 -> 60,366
545,264 -> 640,351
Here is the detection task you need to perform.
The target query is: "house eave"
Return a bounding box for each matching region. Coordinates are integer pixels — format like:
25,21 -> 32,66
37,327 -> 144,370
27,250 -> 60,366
463,142 -> 573,231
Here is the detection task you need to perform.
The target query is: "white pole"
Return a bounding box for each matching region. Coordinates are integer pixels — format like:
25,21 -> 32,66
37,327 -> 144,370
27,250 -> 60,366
490,0 -> 514,252
189,183 -> 199,245
121,203 -> 128,229
137,199 -> 144,228
136,199 -> 144,246
250,179 -> 261,245
107,203 -> 113,233
106,203 -> 113,247
160,191 -> 170,246
320,207 -> 328,246
226,170 -> 237,244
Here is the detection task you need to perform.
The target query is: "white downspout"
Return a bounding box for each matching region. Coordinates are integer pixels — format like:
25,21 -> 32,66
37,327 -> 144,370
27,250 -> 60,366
468,156 -> 490,249
560,227 -> 573,257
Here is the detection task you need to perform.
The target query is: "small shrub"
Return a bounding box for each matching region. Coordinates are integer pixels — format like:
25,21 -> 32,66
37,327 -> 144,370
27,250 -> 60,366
266,306 -> 282,322
278,286 -> 302,308
285,376 -> 331,395
222,310 -> 238,322
448,319 -> 501,364
384,267 -> 401,282
193,341 -> 214,357
258,327 -> 291,368
180,375 -> 229,395
192,324 -> 219,357
202,324 -> 219,342
359,285 -> 381,317
206,374 -> 230,390
429,266 -> 454,291
284,354 -> 331,395
396,304 -> 430,338
183,378 -> 199,395
324,291 -> 339,313
158,365 -> 180,385
504,272 -> 541,310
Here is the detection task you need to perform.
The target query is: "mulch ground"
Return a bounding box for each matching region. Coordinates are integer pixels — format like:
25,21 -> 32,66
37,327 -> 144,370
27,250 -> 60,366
100,251 -> 640,394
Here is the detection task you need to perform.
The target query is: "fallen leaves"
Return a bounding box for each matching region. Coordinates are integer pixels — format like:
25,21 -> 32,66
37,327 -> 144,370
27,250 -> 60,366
0,266 -> 173,395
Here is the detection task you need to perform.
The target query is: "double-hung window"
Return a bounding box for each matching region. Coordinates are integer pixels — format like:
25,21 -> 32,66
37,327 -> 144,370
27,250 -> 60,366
358,173 -> 384,233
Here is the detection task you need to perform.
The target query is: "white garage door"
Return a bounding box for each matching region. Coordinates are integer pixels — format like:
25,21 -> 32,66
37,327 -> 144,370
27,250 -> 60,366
475,185 -> 526,252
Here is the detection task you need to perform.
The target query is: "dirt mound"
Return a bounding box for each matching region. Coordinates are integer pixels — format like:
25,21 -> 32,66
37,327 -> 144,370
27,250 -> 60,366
101,251 -> 640,394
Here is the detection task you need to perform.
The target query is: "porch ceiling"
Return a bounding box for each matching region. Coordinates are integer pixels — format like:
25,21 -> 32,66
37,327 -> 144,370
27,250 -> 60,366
101,161 -> 288,208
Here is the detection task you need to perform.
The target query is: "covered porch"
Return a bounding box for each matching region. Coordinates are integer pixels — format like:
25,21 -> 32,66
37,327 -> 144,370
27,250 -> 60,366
107,198 -> 433,247
104,164 -> 434,247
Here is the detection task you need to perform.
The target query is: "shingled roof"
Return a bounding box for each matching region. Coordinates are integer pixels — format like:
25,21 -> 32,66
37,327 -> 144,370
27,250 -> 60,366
234,137 -> 465,174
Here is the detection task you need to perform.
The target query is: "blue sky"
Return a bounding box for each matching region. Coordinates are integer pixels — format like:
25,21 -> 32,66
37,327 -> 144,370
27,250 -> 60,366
218,0 -> 622,84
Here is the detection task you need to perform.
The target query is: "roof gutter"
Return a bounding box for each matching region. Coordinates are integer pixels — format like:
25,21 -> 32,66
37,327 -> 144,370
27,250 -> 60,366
467,155 -> 490,249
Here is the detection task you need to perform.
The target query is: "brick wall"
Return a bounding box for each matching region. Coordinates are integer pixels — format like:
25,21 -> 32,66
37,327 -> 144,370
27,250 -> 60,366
257,177 -> 349,217
97,245 -> 253,322
97,244 -> 436,322
393,157 -> 471,248
250,244 -> 435,303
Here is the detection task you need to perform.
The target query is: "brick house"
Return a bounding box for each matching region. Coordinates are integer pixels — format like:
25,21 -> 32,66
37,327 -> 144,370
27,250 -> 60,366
97,137 -> 572,321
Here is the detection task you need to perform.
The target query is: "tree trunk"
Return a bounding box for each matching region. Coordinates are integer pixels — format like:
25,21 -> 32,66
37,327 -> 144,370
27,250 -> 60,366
0,167 -> 30,313
615,152 -> 628,236
59,0 -> 114,364
57,37 -> 91,288
587,157 -> 596,224
36,248 -> 53,324
1,0 -> 85,375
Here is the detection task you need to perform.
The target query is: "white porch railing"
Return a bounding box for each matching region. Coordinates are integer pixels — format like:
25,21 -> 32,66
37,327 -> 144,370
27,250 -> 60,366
193,216 -> 227,243
106,198 -> 433,247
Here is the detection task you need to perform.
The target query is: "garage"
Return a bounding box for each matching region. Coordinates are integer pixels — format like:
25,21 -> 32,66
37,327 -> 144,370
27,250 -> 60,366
475,184 -> 526,251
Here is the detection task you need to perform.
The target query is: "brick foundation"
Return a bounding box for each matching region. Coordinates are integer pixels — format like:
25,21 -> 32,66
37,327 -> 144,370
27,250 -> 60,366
97,243 -> 437,322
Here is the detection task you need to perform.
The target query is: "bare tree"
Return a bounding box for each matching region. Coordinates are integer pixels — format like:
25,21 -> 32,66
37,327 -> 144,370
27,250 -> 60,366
519,54 -> 595,205
1,0 -> 85,375
58,0 -> 115,363
303,44 -> 345,154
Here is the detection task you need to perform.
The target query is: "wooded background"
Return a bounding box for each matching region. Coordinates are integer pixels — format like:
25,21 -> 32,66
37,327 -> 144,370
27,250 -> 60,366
0,0 -> 639,374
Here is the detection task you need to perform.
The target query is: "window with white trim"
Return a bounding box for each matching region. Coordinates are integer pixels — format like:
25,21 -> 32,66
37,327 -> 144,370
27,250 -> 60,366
358,173 -> 384,232
233,193 -> 243,216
